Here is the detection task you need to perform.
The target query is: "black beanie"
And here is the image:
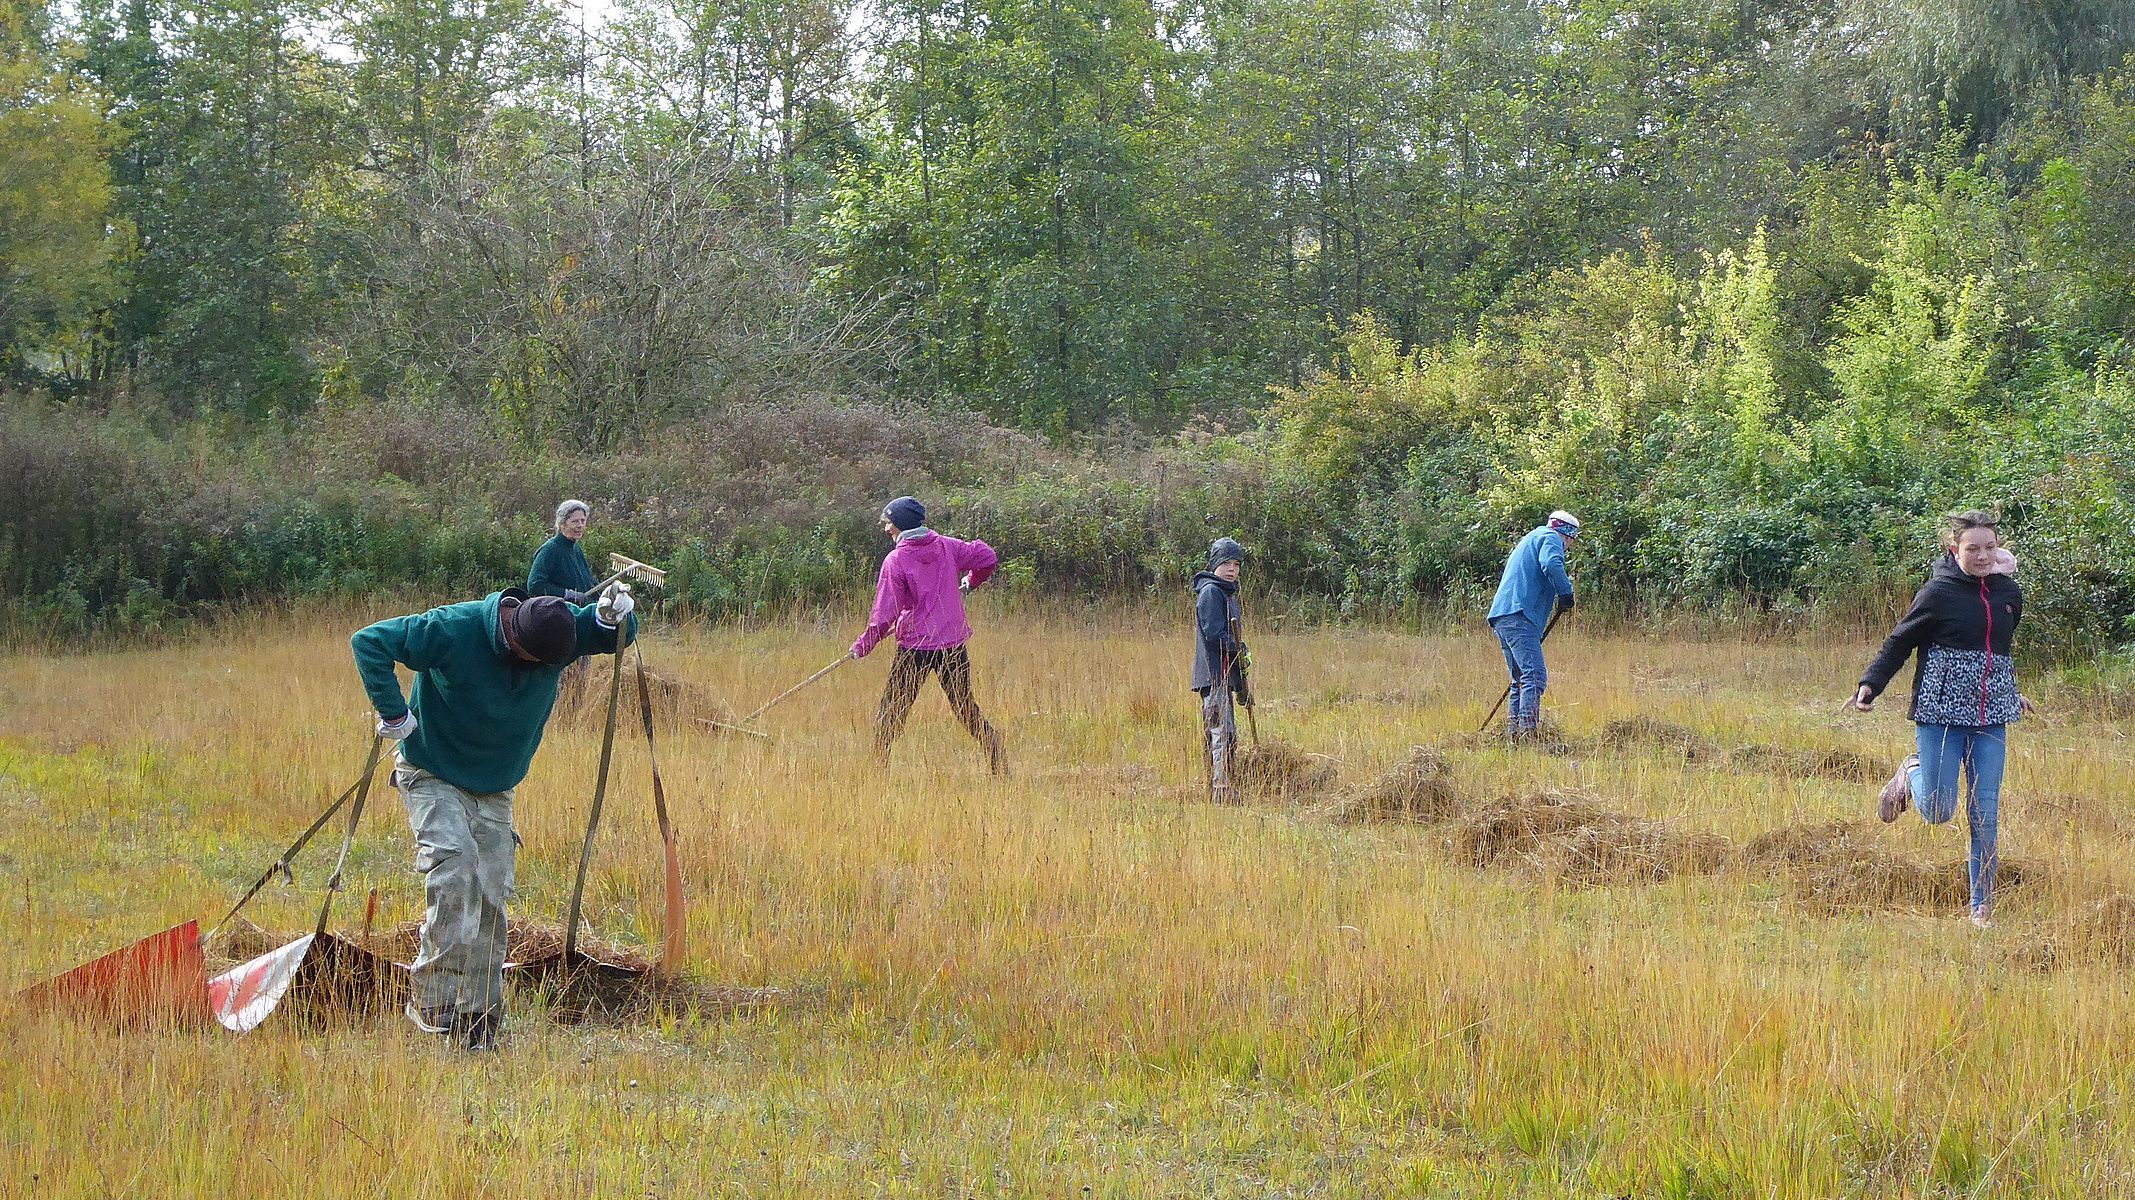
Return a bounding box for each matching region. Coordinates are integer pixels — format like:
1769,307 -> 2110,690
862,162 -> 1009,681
882,496 -> 927,531
511,595 -> 579,665
1208,537 -> 1245,568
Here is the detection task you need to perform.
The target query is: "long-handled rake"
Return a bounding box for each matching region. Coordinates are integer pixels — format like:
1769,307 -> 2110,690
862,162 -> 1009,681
697,655 -> 849,739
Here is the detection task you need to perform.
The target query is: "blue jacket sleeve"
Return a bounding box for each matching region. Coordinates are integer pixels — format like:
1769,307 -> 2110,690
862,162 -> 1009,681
1539,534 -> 1574,598
351,611 -> 446,720
1196,585 -> 1234,650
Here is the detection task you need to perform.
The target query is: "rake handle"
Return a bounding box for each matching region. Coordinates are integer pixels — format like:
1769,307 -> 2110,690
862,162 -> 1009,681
739,655 -> 849,725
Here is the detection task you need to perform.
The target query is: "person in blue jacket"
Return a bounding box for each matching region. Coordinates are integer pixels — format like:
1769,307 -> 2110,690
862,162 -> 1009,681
1486,511 -> 1580,742
1190,538 -> 1249,800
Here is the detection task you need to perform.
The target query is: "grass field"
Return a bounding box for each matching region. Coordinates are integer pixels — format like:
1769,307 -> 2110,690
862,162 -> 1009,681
5,603 -> 2135,1197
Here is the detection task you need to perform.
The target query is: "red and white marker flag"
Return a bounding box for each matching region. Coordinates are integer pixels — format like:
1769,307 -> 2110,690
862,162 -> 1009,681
208,934 -> 315,1033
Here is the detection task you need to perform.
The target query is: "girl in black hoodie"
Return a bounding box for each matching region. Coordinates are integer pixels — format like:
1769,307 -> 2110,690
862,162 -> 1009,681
1852,510 -> 2032,928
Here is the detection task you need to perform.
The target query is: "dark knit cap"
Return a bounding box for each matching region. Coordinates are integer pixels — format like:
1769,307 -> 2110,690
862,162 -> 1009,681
511,595 -> 579,666
1209,537 -> 1245,568
882,496 -> 927,531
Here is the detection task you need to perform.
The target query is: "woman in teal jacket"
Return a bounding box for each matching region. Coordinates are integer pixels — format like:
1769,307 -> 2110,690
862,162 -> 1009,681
527,500 -> 596,601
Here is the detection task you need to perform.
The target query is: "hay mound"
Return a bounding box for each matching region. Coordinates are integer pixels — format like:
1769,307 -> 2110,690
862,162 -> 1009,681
2012,894 -> 2135,972
204,917 -> 789,1025
1448,719 -> 1575,751
1323,746 -> 1468,824
1443,789 -> 1730,886
1595,717 -> 1714,758
561,666 -> 728,727
1728,744 -> 1883,782
1585,719 -> 1882,781
202,917 -> 292,973
1232,742 -> 1338,800
2026,793 -> 2125,837
1737,820 -> 2036,912
351,918 -> 654,972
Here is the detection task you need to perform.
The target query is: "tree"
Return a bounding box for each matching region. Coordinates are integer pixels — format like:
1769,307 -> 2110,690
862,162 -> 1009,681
0,0 -> 127,389
347,139 -> 882,446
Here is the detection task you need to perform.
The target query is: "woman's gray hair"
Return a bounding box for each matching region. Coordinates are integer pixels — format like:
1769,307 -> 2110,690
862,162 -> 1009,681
554,499 -> 590,532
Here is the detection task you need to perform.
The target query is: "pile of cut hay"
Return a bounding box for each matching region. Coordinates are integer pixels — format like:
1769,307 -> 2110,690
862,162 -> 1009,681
1736,820 -> 2035,912
560,665 -> 730,728
1593,717 -> 1715,760
1231,742 -> 1339,801
1448,719 -> 1575,752
207,917 -> 793,1024
1321,746 -> 1468,825
2011,894 -> 2135,972
1587,717 -> 1882,782
2024,792 -> 2124,837
357,918 -> 653,972
1443,789 -> 1729,886
1726,744 -> 1882,783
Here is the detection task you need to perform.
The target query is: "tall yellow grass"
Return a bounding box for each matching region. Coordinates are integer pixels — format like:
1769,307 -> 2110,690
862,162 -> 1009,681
3,603 -> 2133,1196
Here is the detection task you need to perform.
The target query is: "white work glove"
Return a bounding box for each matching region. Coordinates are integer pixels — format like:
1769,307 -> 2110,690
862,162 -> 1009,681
596,582 -> 634,628
377,712 -> 417,740
959,572 -> 973,595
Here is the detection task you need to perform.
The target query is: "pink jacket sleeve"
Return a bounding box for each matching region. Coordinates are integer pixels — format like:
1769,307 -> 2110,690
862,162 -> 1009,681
956,537 -> 998,589
852,557 -> 905,658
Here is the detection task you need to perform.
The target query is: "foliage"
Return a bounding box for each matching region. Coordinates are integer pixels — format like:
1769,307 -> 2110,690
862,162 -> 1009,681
6,0 -> 2135,657
0,0 -> 127,388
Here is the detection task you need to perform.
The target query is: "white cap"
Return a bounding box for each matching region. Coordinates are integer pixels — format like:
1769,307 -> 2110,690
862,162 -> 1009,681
1547,510 -> 1582,535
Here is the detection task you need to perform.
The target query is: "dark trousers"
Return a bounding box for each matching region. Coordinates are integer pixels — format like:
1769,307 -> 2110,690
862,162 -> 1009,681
875,644 -> 1006,773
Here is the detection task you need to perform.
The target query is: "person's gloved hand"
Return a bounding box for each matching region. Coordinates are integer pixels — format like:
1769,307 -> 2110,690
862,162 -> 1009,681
378,712 -> 417,740
596,582 -> 634,628
959,573 -> 972,595
1558,593 -> 1576,613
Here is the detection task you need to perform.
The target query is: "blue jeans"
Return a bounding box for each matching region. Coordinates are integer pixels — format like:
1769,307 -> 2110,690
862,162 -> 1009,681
1909,723 -> 2006,909
1490,613 -> 1547,732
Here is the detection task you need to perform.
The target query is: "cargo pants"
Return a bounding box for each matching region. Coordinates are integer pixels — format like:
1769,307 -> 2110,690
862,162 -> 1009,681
396,758 -> 516,1016
1200,683 -> 1238,797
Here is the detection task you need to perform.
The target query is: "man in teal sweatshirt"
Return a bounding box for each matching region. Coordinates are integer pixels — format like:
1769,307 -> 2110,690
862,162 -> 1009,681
352,584 -> 637,1050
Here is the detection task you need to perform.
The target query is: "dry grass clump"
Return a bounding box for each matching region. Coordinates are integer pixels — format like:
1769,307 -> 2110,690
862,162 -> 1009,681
1442,789 -> 1731,886
356,918 -> 654,972
2011,894 -> 2135,972
1591,717 -> 1881,782
1594,717 -> 1714,758
1232,741 -> 1339,800
559,665 -> 730,727
2026,792 -> 2125,837
1727,743 -> 1882,782
1321,745 -> 1468,824
1737,820 -> 2036,912
204,917 -> 774,1024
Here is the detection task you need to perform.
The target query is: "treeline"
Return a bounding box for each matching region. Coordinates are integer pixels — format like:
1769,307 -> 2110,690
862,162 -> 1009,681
2,0 -> 2133,652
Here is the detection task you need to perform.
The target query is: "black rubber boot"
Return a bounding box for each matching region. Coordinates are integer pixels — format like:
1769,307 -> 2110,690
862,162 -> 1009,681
455,1008 -> 505,1053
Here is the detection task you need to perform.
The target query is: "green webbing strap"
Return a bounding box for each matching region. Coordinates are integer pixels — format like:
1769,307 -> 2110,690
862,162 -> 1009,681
206,736 -> 386,943
313,735 -> 386,938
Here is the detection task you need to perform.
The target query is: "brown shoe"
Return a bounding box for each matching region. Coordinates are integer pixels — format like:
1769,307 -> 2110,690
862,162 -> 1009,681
1878,754 -> 1917,822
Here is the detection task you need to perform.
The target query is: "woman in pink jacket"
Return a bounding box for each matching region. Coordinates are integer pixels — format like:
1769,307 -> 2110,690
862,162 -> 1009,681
850,496 -> 1007,774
